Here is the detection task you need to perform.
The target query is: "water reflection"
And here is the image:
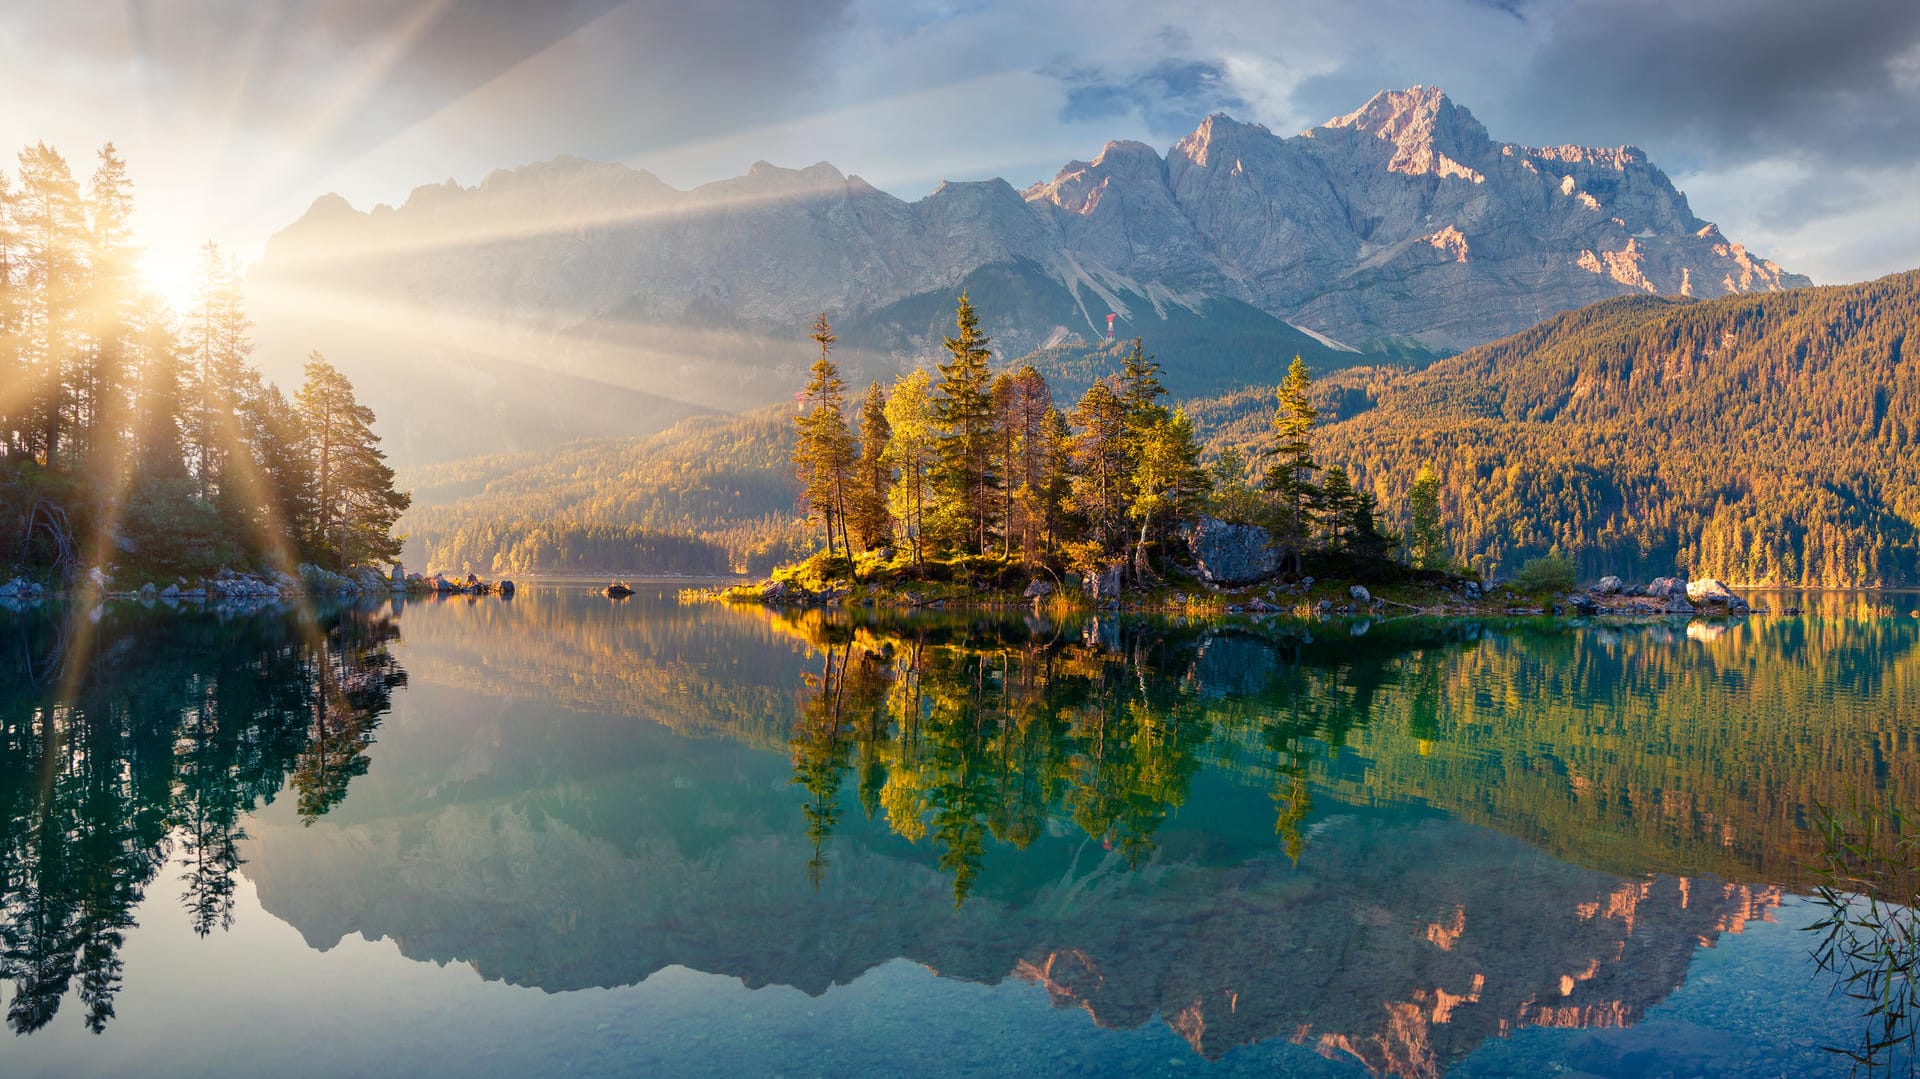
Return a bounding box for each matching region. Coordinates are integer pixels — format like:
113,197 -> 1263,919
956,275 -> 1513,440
2,588 -> 1916,1077
0,603 -> 404,1033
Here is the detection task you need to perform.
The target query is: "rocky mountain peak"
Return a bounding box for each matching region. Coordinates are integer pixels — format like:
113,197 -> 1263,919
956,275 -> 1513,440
1321,84 -> 1493,179
1170,113 -> 1273,168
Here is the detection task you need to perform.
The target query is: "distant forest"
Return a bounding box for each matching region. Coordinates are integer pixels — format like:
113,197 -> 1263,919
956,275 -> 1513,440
407,272 -> 1917,587
0,143 -> 409,580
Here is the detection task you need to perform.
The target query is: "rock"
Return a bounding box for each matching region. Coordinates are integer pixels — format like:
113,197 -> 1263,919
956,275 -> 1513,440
1083,563 -> 1123,601
1301,577 -> 1315,588
1186,517 -> 1281,586
1665,598 -> 1695,615
1593,575 -> 1624,595
605,581 -> 635,598
498,580 -> 516,597
1685,578 -> 1741,607
161,583 -> 180,600
87,566 -> 111,590
1023,578 -> 1054,599
1349,585 -> 1371,604
139,582 -> 158,601
1247,598 -> 1277,613
1462,581 -> 1481,599
0,578 -> 20,599
1647,576 -> 1687,599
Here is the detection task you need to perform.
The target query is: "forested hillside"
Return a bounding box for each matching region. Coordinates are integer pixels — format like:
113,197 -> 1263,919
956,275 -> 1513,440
1204,270 -> 1917,585
405,272 -> 1917,586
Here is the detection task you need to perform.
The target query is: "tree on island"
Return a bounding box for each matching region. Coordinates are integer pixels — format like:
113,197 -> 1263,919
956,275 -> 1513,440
932,293 -> 996,555
792,313 -> 855,557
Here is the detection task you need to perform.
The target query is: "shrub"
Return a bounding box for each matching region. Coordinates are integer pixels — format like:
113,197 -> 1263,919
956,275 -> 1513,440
1511,554 -> 1577,594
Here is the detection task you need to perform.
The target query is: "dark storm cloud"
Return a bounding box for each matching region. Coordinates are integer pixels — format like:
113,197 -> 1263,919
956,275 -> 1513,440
1505,0 -> 1920,167
1057,58 -> 1248,137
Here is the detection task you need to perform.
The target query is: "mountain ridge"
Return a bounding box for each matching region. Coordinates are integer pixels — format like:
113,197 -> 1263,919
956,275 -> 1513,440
254,85 -> 1810,466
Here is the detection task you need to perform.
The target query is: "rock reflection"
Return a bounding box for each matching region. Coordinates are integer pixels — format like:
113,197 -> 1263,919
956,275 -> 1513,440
0,602 -> 405,1033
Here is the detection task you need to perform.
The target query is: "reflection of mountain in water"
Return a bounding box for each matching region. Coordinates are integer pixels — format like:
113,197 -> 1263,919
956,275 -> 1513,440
227,595 -> 1914,1077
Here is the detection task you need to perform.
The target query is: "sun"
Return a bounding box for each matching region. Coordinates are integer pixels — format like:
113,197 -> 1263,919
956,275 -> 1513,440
138,247 -> 201,315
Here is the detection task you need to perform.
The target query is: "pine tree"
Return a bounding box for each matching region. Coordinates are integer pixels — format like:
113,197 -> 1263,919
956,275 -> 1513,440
14,143 -> 86,468
1067,379 -> 1131,562
185,242 -> 254,500
932,294 -> 995,555
792,314 -> 855,557
1129,408 -> 1209,576
1406,463 -> 1449,571
79,144 -> 137,477
295,354 -> 409,569
1262,355 -> 1320,569
1319,465 -> 1358,551
0,169 -> 19,456
1007,365 -> 1054,564
883,369 -> 937,569
850,381 -> 894,551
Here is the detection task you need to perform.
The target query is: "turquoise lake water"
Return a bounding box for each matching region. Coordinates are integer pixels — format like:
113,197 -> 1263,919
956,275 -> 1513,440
1,583 -> 1916,1077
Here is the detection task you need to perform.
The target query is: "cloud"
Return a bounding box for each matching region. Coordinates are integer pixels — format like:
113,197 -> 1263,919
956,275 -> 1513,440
1057,58 -> 1248,137
1503,0 -> 1920,168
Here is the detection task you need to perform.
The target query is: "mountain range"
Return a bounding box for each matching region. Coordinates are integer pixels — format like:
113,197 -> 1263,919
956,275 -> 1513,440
251,85 -> 1806,466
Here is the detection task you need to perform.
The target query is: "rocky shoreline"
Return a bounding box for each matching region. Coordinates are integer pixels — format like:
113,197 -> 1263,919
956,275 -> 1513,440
0,563 -> 517,614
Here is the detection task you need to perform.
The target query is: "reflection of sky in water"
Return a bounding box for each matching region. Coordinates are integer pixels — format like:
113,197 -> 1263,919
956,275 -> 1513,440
2,584 -> 1913,1076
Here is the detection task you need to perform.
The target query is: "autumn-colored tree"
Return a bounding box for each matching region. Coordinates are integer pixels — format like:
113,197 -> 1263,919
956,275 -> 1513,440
792,313 -> 856,557
883,368 -> 937,568
850,381 -> 894,551
1262,355 -> 1319,569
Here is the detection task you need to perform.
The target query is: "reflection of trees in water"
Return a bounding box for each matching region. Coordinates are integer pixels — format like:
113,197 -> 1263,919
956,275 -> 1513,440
787,616 -> 1431,904
0,605 -> 405,1034
781,611 -> 1920,906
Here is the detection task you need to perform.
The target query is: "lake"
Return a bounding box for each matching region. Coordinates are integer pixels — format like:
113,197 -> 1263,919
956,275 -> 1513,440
2,584 -> 1917,1077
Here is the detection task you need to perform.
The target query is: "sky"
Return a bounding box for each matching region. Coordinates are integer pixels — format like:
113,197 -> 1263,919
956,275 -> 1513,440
3,0 -> 1916,300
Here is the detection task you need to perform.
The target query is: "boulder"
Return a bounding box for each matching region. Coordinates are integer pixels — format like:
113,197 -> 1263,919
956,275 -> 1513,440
606,581 -> 636,598
161,583 -> 181,600
1349,585 -> 1371,604
1022,578 -> 1054,599
87,566 -> 111,590
1186,517 -> 1280,586
0,578 -> 20,599
498,580 -> 516,597
1593,575 -> 1624,596
1685,578 -> 1741,607
1665,598 -> 1695,615
139,582 -> 158,601
1646,576 -> 1687,599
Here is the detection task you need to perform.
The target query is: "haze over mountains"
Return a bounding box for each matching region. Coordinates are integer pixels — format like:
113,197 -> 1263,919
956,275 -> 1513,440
252,86 -> 1807,466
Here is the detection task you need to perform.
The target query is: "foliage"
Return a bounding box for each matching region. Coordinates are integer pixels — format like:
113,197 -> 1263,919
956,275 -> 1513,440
1807,796 -> 1920,1074
1510,553 -> 1577,594
0,142 -> 409,579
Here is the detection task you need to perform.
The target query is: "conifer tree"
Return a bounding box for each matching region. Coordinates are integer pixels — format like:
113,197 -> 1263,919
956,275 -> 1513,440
850,381 -> 894,551
883,369 -> 937,569
80,144 -> 137,476
1262,355 -> 1319,568
185,242 -> 254,501
1406,464 -> 1450,571
1067,379 -> 1130,563
14,143 -> 85,468
1319,465 -> 1358,551
295,354 -> 408,569
1007,365 -> 1054,564
1128,408 -> 1209,576
792,314 -> 855,557
932,294 -> 995,555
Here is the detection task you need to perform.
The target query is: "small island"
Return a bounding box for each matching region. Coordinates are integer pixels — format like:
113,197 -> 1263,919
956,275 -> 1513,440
694,299 -> 1759,621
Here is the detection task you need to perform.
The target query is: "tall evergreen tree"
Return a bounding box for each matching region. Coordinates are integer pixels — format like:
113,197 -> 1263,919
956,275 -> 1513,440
80,144 -> 137,477
295,354 -> 408,569
850,381 -> 894,551
792,314 -> 855,557
1007,365 -> 1054,564
1262,355 -> 1320,569
932,294 -> 995,555
1406,464 -> 1450,571
1128,408 -> 1209,576
1319,465 -> 1358,551
1067,379 -> 1131,564
185,242 -> 253,501
14,143 -> 86,468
